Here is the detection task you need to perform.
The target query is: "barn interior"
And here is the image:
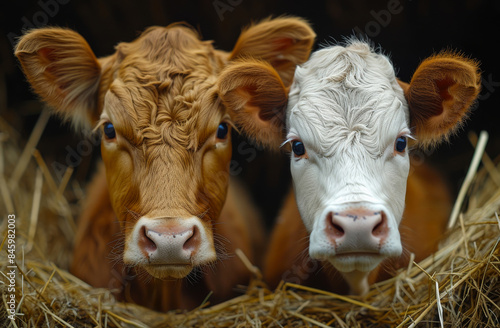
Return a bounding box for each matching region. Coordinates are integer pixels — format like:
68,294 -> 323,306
1,1 -> 499,326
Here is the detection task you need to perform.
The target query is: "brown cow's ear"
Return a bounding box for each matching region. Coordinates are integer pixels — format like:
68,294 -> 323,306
15,27 -> 101,130
403,52 -> 481,147
230,16 -> 315,87
218,59 -> 288,151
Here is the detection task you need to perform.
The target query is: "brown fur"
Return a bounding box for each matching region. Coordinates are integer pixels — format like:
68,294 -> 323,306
14,17 -> 315,311
399,52 -> 481,148
230,17 -> 315,86
15,28 -> 101,130
219,59 -> 290,150
72,165 -> 261,310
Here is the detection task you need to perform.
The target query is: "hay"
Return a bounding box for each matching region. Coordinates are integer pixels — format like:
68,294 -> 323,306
1,119 -> 499,327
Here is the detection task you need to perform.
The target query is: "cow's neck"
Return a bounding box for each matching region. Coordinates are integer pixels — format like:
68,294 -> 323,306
126,271 -> 211,311
119,269 -> 178,310
312,261 -> 385,296
340,270 -> 371,295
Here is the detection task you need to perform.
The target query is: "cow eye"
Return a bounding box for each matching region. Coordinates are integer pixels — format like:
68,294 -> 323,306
292,140 -> 306,157
103,122 -> 116,140
216,122 -> 229,140
395,136 -> 407,153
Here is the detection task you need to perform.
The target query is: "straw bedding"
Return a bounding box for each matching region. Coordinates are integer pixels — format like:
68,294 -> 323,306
1,116 -> 499,327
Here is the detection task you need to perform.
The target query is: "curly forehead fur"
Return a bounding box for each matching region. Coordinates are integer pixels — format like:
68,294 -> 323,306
287,40 -> 409,158
105,25 -> 225,161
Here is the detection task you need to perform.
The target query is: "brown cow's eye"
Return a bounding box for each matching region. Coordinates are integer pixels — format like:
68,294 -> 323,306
103,122 -> 116,140
216,122 -> 229,140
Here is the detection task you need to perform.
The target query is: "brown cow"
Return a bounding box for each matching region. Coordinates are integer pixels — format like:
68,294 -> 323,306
218,41 -> 480,295
14,18 -> 315,310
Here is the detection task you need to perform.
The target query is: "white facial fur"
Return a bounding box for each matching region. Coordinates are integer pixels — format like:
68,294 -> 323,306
286,41 -> 412,289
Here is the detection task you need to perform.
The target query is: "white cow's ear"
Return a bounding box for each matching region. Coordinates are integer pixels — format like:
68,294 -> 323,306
218,59 -> 288,151
230,16 -> 315,87
15,27 -> 101,130
399,52 -> 481,148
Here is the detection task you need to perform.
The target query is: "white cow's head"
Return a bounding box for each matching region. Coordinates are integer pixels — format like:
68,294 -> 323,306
219,40 -> 480,294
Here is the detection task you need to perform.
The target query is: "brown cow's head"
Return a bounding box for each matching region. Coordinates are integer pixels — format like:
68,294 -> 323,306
15,18 -> 315,279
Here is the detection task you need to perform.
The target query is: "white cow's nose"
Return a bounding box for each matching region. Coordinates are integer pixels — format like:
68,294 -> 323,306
325,208 -> 388,252
138,224 -> 199,264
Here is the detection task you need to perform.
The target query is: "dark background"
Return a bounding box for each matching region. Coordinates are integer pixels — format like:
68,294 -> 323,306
1,0 -> 499,226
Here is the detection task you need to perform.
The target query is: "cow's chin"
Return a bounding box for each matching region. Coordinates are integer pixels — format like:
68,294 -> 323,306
143,264 -> 194,279
328,253 -> 385,273
139,251 -> 218,279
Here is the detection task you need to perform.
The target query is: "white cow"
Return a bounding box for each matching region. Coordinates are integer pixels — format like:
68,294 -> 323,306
219,39 -> 480,295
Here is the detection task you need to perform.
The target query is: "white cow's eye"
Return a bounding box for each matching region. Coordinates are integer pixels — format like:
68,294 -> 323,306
395,136 -> 407,153
292,140 -> 306,157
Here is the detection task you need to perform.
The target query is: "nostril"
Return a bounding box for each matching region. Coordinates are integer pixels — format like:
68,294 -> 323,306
182,225 -> 199,253
326,212 -> 345,238
139,226 -> 157,254
371,212 -> 388,238
332,223 -> 345,237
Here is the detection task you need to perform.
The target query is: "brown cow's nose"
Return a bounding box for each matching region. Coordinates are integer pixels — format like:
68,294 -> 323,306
138,224 -> 200,264
325,209 -> 389,252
